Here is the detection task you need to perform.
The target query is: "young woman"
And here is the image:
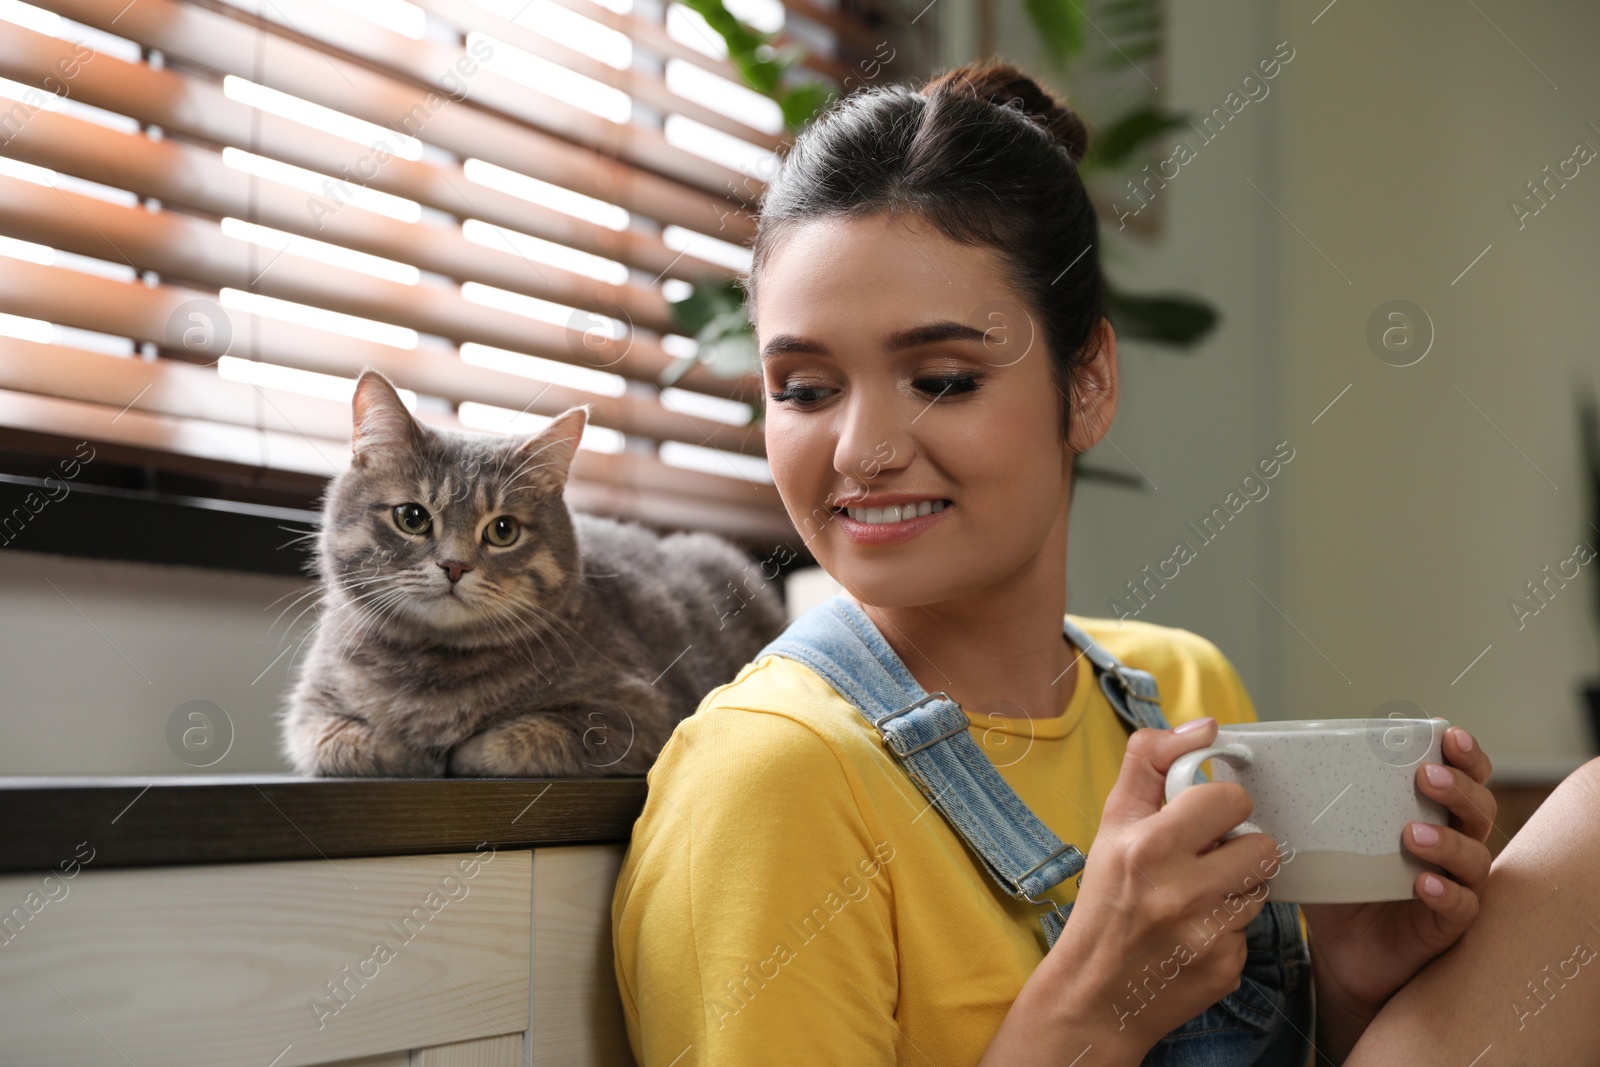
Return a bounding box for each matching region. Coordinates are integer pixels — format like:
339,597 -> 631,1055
610,61 -> 1600,1065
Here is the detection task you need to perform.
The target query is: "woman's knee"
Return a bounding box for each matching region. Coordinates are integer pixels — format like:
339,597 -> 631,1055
1562,755 -> 1600,802
1493,756 -> 1600,876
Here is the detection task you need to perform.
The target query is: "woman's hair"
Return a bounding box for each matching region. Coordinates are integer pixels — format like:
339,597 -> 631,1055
743,59 -> 1106,443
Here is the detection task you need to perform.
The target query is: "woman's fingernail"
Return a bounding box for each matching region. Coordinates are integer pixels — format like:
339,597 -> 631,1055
1412,822 -> 1440,847
1176,717 -> 1214,735
1422,874 -> 1446,897
1426,763 -> 1452,788
1457,729 -> 1475,753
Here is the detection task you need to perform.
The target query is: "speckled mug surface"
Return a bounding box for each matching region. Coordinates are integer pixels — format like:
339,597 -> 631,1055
1163,717 -> 1450,903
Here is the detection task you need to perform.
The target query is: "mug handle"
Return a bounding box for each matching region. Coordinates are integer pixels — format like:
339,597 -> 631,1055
1163,743 -> 1264,839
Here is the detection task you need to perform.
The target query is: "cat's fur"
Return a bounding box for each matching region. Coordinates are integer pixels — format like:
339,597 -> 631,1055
280,369 -> 787,777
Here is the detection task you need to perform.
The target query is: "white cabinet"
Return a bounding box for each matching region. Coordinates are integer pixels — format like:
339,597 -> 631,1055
0,844 -> 635,1067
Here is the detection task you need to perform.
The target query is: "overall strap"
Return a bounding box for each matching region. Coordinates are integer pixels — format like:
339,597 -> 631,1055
1061,615 -> 1170,733
754,592 -> 1169,949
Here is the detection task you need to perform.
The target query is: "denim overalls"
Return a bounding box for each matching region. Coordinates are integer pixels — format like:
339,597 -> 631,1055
754,591 -> 1314,1067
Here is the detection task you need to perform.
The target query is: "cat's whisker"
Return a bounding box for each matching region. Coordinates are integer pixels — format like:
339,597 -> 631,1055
495,441 -> 565,499
501,485 -> 549,500
262,581 -> 322,613
519,595 -> 624,672
277,593 -> 341,646
484,587 -> 574,670
325,574 -> 407,602
474,586 -> 558,683
505,621 -> 560,686
487,441 -> 523,496
497,455 -> 555,490
330,567 -> 412,589
268,577 -> 378,636
321,581 -> 412,638
361,589 -> 418,653
275,525 -> 320,552
329,588 -> 412,665
466,603 -> 543,679
300,579 -> 400,639
284,614 -> 323,671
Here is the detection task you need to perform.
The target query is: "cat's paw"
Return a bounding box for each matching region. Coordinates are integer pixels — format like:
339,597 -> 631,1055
447,728 -> 519,777
296,713 -> 445,777
448,716 -> 594,777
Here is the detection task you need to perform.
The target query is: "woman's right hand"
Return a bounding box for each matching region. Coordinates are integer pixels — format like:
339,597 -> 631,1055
980,717 -> 1283,1066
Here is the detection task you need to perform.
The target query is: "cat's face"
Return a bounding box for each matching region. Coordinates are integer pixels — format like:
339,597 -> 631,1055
315,370 -> 589,639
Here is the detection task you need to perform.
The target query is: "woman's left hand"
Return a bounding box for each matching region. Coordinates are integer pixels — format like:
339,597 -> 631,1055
1298,723 -> 1496,1015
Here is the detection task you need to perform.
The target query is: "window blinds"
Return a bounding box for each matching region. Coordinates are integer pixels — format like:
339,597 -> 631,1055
0,0 -> 907,544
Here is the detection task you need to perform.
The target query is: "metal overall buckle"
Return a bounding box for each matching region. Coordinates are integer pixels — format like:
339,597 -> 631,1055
1022,889 -> 1071,931
872,690 -> 952,728
1013,841 -> 1083,928
1108,667 -> 1161,706
871,691 -> 974,756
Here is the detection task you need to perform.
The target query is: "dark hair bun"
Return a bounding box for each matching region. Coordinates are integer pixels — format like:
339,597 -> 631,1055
920,61 -> 1090,164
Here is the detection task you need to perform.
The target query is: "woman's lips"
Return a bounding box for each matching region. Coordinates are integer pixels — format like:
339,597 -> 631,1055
833,501 -> 953,546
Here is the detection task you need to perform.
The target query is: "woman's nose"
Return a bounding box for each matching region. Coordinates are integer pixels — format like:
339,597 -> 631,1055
832,391 -> 912,484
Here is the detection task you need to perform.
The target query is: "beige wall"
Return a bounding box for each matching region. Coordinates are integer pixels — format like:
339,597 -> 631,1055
0,549 -> 306,775
968,0 -> 1600,780
1273,0 -> 1600,778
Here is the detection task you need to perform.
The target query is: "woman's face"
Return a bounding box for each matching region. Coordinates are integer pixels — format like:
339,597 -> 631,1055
755,212 -> 1118,609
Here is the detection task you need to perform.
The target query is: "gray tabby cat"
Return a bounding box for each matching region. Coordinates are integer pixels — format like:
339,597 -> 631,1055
281,368 -> 787,777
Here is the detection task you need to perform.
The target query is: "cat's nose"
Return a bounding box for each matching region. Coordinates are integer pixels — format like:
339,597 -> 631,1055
439,560 -> 474,584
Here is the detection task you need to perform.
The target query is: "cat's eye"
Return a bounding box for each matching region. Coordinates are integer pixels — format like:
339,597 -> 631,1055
392,502 -> 432,536
484,515 -> 520,547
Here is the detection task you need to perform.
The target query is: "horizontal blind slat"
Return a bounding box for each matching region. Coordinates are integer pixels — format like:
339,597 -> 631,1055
0,257 -> 769,459
38,0 -> 765,234
0,21 -> 755,272
407,0 -> 789,153
0,173 -> 762,404
0,340 -> 783,514
0,383 -> 792,541
47,0 -> 763,206
3,103 -> 686,337
0,386 -> 342,479
545,0 -> 855,86
218,0 -> 769,197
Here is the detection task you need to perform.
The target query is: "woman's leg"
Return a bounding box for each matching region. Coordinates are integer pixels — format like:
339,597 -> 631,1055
1345,756 -> 1600,1065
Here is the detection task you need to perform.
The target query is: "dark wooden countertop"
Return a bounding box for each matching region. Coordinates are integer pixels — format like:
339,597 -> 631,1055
0,775 -> 648,874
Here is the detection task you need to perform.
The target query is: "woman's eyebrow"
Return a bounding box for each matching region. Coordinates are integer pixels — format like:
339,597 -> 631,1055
760,319 -> 987,361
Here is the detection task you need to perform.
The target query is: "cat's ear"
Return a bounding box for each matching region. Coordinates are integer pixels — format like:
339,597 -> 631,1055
513,404 -> 589,488
350,369 -> 420,467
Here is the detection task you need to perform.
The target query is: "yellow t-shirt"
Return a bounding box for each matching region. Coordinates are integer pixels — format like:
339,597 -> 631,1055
611,614 -> 1286,1066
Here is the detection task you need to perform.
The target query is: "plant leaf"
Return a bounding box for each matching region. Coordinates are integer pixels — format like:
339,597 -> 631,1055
780,82 -> 838,133
676,0 -> 781,93
669,276 -> 745,335
1105,284 -> 1219,347
1083,106 -> 1190,169
1025,0 -> 1086,66
663,278 -> 762,386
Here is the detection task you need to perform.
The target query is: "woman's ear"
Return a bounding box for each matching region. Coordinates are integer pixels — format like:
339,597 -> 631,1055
1065,317 -> 1118,455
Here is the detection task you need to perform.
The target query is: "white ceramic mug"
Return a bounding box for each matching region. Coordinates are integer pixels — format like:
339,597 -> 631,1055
1162,717 -> 1451,903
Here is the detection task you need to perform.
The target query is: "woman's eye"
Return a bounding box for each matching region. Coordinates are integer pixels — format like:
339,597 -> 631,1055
392,503 -> 432,536
484,515 -> 520,547
915,374 -> 982,398
768,374 -> 981,408
768,383 -> 832,406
